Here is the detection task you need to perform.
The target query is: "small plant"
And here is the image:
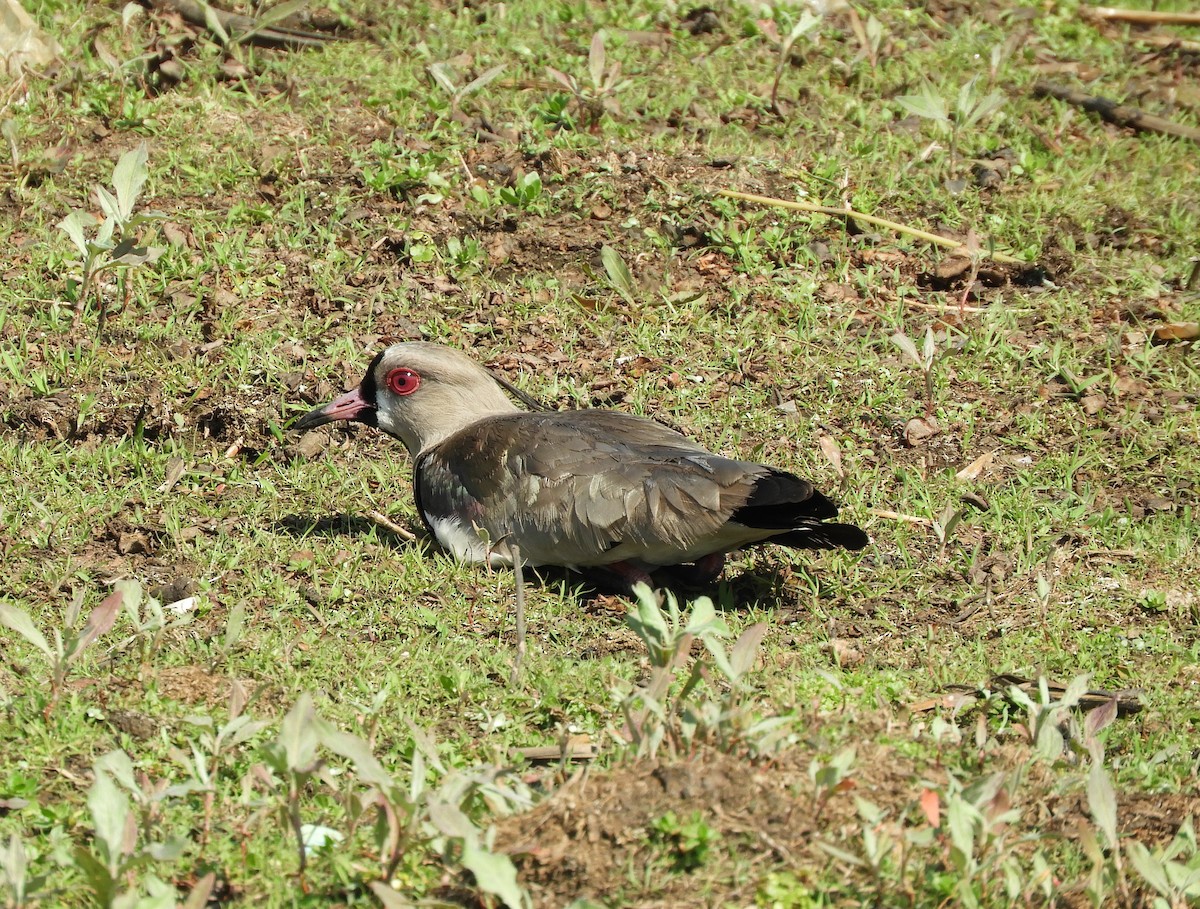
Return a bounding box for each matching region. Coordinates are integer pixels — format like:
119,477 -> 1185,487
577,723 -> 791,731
0,582 -> 133,717
0,833 -> 52,908
427,60 -> 506,115
599,244 -> 637,306
113,580 -> 195,664
809,746 -> 856,822
496,171 -> 543,210
892,326 -> 938,416
545,30 -> 628,131
932,502 -> 966,556
360,144 -> 451,203
73,752 -> 187,908
249,694 -> 532,907
257,694 -> 325,886
444,235 -> 486,274
620,585 -> 779,757
56,143 -> 165,333
769,12 -> 822,114
1005,674 -> 1093,762
1126,816 -> 1200,908
896,77 -> 1005,175
650,810 -> 719,872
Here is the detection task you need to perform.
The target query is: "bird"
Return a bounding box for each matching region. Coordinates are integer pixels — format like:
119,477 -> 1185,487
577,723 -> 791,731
294,342 -> 868,591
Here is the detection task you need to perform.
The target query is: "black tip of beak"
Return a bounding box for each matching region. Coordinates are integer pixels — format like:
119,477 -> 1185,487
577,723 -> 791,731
291,387 -> 374,433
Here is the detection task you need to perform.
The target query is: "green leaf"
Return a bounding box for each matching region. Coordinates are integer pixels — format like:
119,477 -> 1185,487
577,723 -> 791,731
320,726 -> 393,790
588,31 -> 606,90
891,331 -> 922,368
88,769 -> 130,876
461,64 -> 506,99
428,62 -> 457,95
258,0 -> 310,26
57,210 -> 97,259
461,838 -> 529,909
896,84 -> 949,124
427,795 -> 477,840
728,623 -> 767,678
1087,758 -> 1119,849
815,838 -> 866,867
181,873 -> 216,909
783,10 -> 820,49
1126,841 -> 1171,896
222,601 -> 246,655
600,245 -> 637,305
73,845 -> 117,906
0,602 -> 52,659
278,694 -> 319,772
95,185 -> 122,224
683,596 -> 720,636
1061,673 -> 1092,710
0,833 -> 27,903
198,0 -> 230,45
369,881 -> 420,908
95,750 -> 139,797
224,714 -> 270,749
922,325 -> 936,365
945,794 -> 979,859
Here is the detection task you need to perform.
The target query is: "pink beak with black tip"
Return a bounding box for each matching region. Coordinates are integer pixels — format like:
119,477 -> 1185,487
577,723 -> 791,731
293,386 -> 376,432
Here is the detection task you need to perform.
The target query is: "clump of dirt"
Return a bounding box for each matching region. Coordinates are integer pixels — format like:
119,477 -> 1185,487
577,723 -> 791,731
496,730 -> 1200,908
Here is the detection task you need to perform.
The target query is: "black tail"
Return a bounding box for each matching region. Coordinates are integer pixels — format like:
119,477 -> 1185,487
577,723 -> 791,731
732,469 -> 868,551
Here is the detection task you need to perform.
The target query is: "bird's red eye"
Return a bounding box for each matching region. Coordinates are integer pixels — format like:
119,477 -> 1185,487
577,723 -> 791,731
386,368 -> 421,396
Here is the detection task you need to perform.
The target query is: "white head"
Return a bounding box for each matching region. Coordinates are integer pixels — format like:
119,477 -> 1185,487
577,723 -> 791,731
293,342 -> 519,455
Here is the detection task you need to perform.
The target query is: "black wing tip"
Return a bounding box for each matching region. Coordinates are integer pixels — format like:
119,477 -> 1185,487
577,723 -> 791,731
772,522 -> 869,551
731,470 -> 839,528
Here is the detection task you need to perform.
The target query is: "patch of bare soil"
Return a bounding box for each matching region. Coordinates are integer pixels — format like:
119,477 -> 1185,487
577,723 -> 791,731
497,733 -> 1199,908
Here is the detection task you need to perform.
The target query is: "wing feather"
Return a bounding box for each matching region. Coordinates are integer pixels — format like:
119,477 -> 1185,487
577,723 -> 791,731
416,410 -> 773,566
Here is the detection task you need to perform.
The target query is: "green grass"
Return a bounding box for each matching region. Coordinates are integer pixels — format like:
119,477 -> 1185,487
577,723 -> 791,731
2,0 -> 1200,904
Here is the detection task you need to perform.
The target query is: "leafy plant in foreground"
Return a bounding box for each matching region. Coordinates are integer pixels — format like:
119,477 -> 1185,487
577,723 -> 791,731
546,30 -> 628,131
620,585 -> 782,758
896,77 -> 1006,175
249,694 -> 532,907
56,143 -> 165,333
650,810 -> 719,873
0,582 -> 134,717
74,751 -> 187,909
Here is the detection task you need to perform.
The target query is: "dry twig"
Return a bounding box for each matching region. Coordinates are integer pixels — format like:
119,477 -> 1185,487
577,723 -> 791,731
366,510 -> 418,542
1088,6 -> 1200,26
150,0 -> 336,49
717,189 -> 1026,265
1033,81 -> 1200,144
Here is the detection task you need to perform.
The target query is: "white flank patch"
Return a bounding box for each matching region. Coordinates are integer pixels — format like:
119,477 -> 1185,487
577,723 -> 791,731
424,513 -> 515,567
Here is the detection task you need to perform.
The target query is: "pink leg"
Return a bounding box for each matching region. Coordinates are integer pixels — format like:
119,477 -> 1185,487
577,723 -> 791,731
670,552 -> 726,586
580,561 -> 656,595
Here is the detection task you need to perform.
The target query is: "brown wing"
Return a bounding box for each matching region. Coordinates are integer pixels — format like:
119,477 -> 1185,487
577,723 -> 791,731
414,411 -> 772,567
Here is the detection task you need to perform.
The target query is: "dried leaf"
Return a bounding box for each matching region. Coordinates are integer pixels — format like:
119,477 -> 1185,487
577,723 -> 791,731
818,434 -> 844,477
919,788 -> 940,828
1152,321 -> 1199,343
891,331 -> 921,367
903,415 -> 940,446
1084,696 -> 1119,747
158,457 -> 187,492
955,450 -> 995,481
70,585 -> 130,660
